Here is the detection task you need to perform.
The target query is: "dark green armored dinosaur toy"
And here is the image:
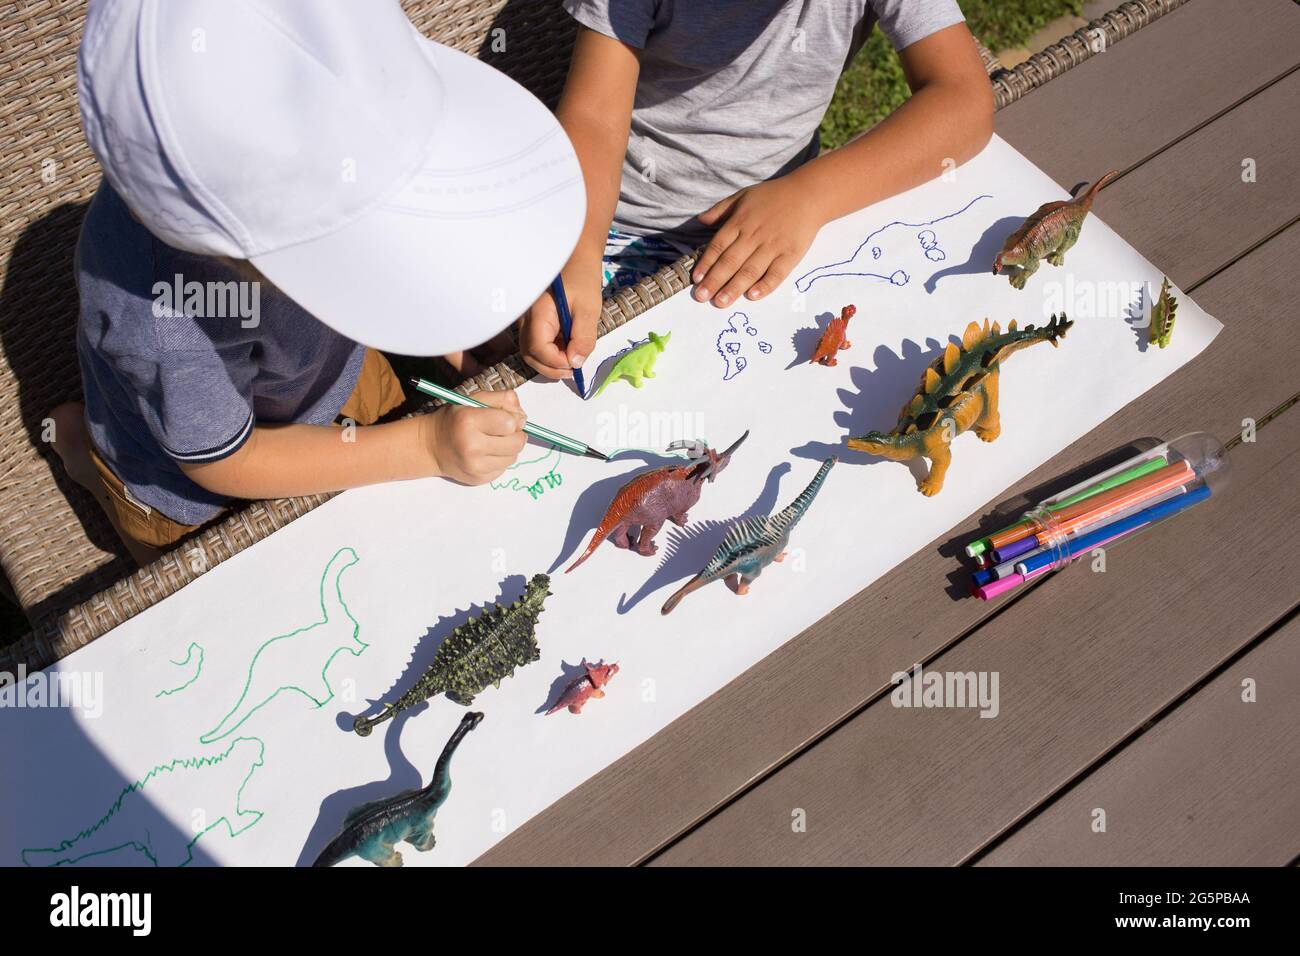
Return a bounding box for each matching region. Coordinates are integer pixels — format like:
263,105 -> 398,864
353,574 -> 549,736
993,171 -> 1118,289
848,315 -> 1072,496
315,712 -> 483,867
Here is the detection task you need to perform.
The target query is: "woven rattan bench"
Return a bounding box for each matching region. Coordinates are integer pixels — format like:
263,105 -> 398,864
0,0 -> 1190,672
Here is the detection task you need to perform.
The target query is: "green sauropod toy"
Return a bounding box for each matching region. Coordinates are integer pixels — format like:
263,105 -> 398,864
593,331 -> 671,396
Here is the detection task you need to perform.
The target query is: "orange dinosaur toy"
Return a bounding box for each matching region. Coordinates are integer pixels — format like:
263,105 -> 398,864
810,304 -> 856,366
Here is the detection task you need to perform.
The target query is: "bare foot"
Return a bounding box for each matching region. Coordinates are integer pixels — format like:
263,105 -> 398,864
49,403 -> 98,488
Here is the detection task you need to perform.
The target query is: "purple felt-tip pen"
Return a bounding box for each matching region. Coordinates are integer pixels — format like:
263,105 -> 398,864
992,533 -> 1040,563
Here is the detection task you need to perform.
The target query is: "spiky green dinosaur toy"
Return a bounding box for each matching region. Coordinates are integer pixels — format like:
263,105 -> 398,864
848,315 -> 1073,496
662,457 -> 836,614
353,574 -> 550,736
1148,276 -> 1177,349
593,331 -> 671,396
993,171 -> 1118,289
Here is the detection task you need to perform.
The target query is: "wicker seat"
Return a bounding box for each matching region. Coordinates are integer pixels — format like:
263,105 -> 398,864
0,0 -> 1189,671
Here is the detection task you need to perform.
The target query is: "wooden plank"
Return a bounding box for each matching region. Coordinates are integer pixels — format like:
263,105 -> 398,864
480,219 -> 1300,866
1093,73 -> 1300,288
995,0 -> 1300,184
978,614 -> 1300,866
474,14 -> 1300,866
651,404 -> 1300,865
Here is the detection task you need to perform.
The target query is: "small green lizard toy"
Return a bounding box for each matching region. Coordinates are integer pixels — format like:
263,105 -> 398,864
1148,276 -> 1177,349
593,331 -> 671,397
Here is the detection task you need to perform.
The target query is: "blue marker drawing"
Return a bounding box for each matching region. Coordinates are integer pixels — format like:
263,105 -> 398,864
917,230 -> 946,261
716,312 -> 772,381
794,194 -> 992,293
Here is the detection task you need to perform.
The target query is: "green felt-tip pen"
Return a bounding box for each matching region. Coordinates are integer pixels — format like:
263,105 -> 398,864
966,455 -> 1168,558
409,377 -> 609,462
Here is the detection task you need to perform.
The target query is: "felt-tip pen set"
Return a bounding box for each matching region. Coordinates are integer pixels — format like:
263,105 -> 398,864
961,433 -> 1229,600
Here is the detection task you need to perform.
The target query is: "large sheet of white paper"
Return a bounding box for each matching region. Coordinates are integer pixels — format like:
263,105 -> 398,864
0,137 -> 1220,867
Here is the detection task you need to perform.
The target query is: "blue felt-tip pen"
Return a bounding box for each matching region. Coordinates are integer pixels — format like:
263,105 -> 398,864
550,275 -> 585,396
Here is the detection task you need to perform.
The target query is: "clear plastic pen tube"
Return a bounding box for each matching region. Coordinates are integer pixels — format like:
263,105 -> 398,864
1007,432 -> 1229,576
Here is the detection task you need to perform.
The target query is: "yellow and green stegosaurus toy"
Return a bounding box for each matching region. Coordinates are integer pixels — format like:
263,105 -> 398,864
593,331 -> 671,397
1148,276 -> 1177,349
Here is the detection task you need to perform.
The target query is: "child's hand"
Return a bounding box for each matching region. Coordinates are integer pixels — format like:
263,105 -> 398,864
423,389 -> 528,484
691,176 -> 825,307
521,260 -> 602,381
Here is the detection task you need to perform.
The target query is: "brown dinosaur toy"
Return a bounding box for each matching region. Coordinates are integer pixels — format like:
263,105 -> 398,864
810,304 -> 856,366
993,171 -> 1119,289
566,431 -> 749,572
847,315 -> 1072,496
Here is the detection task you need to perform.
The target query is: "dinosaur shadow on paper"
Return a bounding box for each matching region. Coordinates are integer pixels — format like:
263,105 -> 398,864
790,336 -> 950,487
615,462 -> 791,614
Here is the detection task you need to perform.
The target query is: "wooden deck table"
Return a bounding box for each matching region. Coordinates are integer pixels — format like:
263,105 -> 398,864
477,0 -> 1300,866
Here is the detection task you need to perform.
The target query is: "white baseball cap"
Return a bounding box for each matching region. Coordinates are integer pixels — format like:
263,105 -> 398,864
77,0 -> 585,356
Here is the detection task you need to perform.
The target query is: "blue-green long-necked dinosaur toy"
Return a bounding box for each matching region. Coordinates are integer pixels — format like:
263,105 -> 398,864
314,712 -> 483,867
661,457 -> 836,614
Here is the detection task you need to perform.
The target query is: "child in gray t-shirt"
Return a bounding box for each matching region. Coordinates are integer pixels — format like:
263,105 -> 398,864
521,0 -> 992,381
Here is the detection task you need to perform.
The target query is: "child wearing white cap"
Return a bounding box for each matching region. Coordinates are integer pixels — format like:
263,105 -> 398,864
49,0 -> 585,564
521,0 -> 992,381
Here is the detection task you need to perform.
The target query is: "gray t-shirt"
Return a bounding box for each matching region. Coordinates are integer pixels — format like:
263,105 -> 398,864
76,181 -> 366,525
565,0 -> 965,244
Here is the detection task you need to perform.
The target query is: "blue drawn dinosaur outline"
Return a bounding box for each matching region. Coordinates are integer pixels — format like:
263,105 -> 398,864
715,312 -> 772,381
794,194 -> 992,293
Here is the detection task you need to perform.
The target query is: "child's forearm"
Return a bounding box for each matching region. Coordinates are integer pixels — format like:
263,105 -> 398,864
181,417 -> 435,500
794,68 -> 994,226
555,28 -> 640,266
559,109 -> 630,265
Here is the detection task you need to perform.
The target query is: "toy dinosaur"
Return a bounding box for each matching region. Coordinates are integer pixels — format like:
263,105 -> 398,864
662,457 -> 836,614
566,430 -> 749,571
546,659 -> 619,715
593,331 -> 671,396
353,575 -> 549,736
315,712 -> 483,867
847,315 -> 1072,496
993,171 -> 1118,288
810,304 -> 856,366
1148,276 -> 1177,349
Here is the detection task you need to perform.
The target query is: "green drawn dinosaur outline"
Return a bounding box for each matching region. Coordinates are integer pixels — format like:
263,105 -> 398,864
21,736 -> 266,867
199,546 -> 365,744
489,447 -> 562,494
155,642 -> 205,698
22,547 -> 366,867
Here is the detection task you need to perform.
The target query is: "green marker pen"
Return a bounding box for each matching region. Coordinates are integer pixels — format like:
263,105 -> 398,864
409,377 -> 609,462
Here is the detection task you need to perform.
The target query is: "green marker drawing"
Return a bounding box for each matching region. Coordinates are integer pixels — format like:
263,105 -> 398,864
155,642 -> 205,698
200,547 -> 365,744
22,736 -> 266,867
489,447 -> 561,493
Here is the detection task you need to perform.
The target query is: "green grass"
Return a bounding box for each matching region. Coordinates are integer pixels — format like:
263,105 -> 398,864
820,0 -> 1085,150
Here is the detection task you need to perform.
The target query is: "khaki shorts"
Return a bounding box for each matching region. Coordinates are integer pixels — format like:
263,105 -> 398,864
90,348 -> 406,551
